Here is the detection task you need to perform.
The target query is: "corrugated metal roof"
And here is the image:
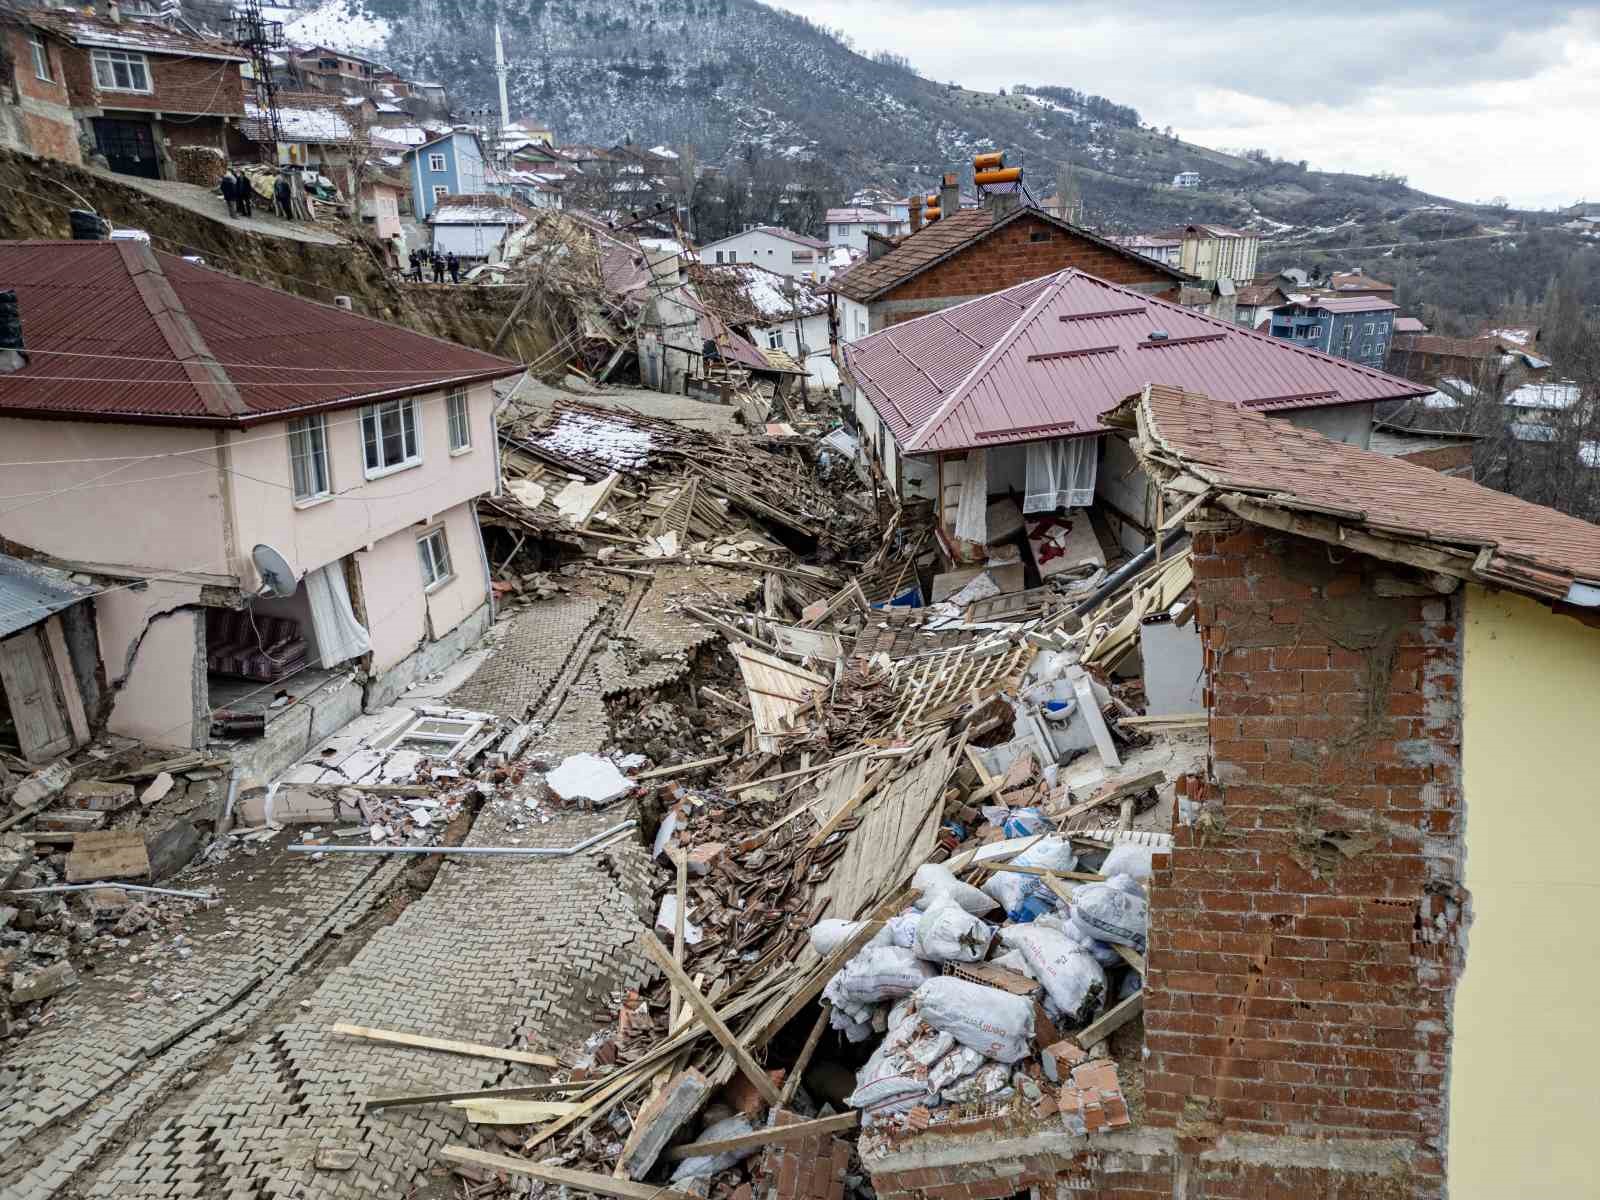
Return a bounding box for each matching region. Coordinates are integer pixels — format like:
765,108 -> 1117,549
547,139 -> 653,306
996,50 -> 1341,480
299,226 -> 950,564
0,553 -> 96,640
1135,383 -> 1600,599
843,269 -> 1430,454
0,242 -> 522,427
1282,296 -> 1400,314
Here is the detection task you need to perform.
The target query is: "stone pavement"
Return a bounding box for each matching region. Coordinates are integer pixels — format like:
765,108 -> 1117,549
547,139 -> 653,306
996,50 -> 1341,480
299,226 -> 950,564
85,167 -> 348,247
56,585 -> 666,1199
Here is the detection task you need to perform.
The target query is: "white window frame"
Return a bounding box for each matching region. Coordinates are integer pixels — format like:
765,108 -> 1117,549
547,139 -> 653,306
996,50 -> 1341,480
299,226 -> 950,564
428,152 -> 447,172
431,184 -> 448,202
1361,341 -> 1372,356
417,525 -> 453,591
377,710 -> 485,756
360,397 -> 421,478
1363,322 -> 1375,335
287,413 -> 332,503
91,48 -> 152,94
28,34 -> 52,83
445,387 -> 471,453
765,327 -> 783,350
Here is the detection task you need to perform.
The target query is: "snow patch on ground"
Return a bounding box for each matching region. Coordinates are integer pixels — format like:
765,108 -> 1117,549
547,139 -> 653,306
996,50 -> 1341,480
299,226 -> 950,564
283,0 -> 392,55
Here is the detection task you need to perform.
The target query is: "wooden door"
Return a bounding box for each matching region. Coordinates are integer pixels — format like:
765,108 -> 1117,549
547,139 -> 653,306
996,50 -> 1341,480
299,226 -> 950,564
0,627 -> 73,762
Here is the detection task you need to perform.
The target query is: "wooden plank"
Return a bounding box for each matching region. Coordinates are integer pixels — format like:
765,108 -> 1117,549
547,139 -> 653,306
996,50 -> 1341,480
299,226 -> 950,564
639,933 -> 783,1109
330,1023 -> 558,1068
671,849 -> 688,1031
64,830 -> 150,883
1059,771 -> 1165,822
662,1111 -> 859,1161
1073,991 -> 1143,1047
1113,944 -> 1146,974
1117,713 -> 1207,727
439,1148 -> 700,1200
449,1099 -> 579,1124
0,627 -> 72,762
42,616 -> 89,746
366,1081 -> 584,1111
633,755 -> 729,780
684,605 -> 780,654
778,1004 -> 831,1108
804,757 -> 896,851
985,863 -> 1106,883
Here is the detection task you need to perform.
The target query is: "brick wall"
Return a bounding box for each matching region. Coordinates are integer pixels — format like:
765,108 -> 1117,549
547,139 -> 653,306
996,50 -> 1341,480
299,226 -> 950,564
58,44 -> 244,116
880,213 -> 1178,321
1144,517 -> 1465,1194
4,28 -> 81,163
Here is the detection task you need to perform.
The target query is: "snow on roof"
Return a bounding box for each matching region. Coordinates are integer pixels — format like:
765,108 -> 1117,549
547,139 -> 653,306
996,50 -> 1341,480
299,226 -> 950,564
1507,381 -> 1582,410
245,100 -> 353,141
382,126 -> 432,146
648,145 -> 680,159
533,410 -> 655,472
1510,421 -> 1560,442
1421,391 -> 1462,410
430,195 -> 532,225
29,11 -> 247,60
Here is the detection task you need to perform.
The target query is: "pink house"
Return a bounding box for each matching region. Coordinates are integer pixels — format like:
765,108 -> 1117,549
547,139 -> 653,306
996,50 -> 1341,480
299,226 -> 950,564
0,240 -> 523,770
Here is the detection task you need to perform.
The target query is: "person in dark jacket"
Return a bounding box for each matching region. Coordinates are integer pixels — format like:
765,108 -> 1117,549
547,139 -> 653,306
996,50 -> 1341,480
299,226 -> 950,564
447,252 -> 459,284
234,170 -> 253,218
407,249 -> 422,282
431,252 -> 446,284
273,172 -> 293,219
219,171 -> 238,218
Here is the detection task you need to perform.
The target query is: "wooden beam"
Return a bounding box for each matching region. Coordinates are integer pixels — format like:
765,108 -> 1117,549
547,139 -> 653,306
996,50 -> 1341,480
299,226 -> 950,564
1218,495 -> 1479,584
330,1023 -> 558,1068
663,1111 -> 859,1161
1113,944 -> 1146,974
1116,713 -> 1206,728
1059,771 -> 1165,823
778,1004 -> 831,1108
671,849 -> 688,1031
639,934 -> 783,1109
683,605 -> 780,654
1073,991 -> 1143,1047
984,863 -> 1106,883
366,1081 -> 584,1112
439,1148 -> 700,1200
633,755 -> 729,780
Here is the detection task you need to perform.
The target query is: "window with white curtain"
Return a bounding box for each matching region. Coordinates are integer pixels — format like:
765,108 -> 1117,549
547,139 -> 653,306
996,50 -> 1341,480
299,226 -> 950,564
446,388 -> 471,452
287,414 -> 331,501
417,526 -> 452,589
1023,437 -> 1098,512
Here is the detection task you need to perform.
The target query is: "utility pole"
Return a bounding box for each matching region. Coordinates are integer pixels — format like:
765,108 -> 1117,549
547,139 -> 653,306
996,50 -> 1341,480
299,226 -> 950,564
232,0 -> 284,162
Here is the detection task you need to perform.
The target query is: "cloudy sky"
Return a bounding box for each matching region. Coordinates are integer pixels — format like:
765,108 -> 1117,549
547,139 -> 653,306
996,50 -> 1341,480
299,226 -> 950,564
776,1 -> 1600,210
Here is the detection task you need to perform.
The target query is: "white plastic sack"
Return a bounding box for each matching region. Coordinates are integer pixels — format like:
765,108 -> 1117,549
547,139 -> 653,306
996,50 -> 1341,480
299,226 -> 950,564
1100,843 -> 1157,882
808,917 -> 893,957
885,911 -> 922,949
980,835 -> 1078,919
914,901 -> 994,963
828,945 -> 936,1005
847,1041 -> 929,1113
671,1115 -> 759,1180
940,1062 -> 1014,1105
886,997 -> 916,1032
903,1026 -> 957,1068
913,863 -> 1000,916
990,948 -> 1034,978
1001,924 -> 1107,1025
1072,879 -> 1148,950
1062,916 -> 1125,968
927,1045 -> 986,1092
913,976 -> 1034,1063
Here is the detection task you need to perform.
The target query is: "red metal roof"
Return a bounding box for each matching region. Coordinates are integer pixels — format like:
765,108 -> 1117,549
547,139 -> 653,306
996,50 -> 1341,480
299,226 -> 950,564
842,269 -> 1430,454
0,241 -> 522,427
1133,383 -> 1600,600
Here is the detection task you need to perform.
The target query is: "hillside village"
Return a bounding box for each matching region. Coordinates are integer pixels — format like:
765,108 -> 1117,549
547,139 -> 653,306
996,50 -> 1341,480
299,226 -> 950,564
1,3 -> 1599,1200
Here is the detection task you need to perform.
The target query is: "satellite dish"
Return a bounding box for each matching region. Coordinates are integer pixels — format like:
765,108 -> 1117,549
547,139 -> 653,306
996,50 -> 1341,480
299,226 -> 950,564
251,544 -> 299,599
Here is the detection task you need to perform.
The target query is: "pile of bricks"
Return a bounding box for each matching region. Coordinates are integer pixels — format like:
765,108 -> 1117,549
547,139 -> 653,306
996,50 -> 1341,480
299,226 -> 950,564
1056,1059 -> 1131,1136
754,1110 -> 851,1200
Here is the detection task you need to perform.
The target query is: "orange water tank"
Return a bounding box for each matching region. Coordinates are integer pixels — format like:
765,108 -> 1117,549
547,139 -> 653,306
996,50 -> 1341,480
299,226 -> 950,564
973,151 -> 1005,171
974,166 -> 1022,186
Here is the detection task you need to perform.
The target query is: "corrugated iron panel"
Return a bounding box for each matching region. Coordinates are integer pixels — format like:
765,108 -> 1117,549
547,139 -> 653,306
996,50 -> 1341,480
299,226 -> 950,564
0,552 -> 96,639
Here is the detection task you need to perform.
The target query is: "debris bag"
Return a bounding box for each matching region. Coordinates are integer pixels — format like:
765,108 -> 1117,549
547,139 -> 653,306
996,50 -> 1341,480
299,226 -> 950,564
808,917 -> 892,957
904,1026 -> 957,1068
1099,843 -> 1158,882
847,1041 -> 928,1113
1001,924 -> 1107,1026
914,900 -> 994,963
671,1115 -> 759,1180
885,910 -> 922,949
940,1062 -> 1014,1105
825,945 -> 936,1006
912,976 -> 1034,1063
990,948 -> 1034,977
1071,878 -> 1148,950
927,1044 -> 986,1092
981,834 -> 1077,921
913,863 -> 1000,916
1061,917 -> 1125,968
887,997 -> 916,1032
1116,969 -> 1144,1002
1002,808 -> 1053,839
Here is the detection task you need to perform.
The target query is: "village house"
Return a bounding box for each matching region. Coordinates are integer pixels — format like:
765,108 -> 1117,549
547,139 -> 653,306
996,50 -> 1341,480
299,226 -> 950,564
840,268 -> 1428,560
1232,279 -> 1288,328
1328,268 -> 1397,298
0,5 -> 246,180
428,192 -> 533,263
696,226 -> 832,281
686,261 -> 837,389
1174,222 -> 1260,283
0,239 -> 522,774
1387,328 -> 1551,394
1268,294 -> 1398,370
1111,233 -> 1181,267
1170,169 -> 1200,188
828,187 -> 1189,342
285,44 -> 385,96
404,128 -> 488,219
858,381 -> 1600,1200
825,206 -> 907,253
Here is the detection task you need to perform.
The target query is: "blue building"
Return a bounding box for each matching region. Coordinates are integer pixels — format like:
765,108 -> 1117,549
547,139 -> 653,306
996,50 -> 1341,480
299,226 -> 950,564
1267,296 -> 1397,371
404,130 -> 488,221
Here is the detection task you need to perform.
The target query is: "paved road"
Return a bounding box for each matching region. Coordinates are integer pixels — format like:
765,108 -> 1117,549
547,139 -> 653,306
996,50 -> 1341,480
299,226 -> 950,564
86,167 -> 348,247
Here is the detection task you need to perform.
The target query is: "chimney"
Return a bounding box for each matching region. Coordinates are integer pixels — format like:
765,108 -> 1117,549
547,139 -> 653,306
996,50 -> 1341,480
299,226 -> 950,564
939,172 -> 959,220
865,231 -> 893,262
908,194 -> 923,233
98,0 -> 121,23
0,290 -> 25,375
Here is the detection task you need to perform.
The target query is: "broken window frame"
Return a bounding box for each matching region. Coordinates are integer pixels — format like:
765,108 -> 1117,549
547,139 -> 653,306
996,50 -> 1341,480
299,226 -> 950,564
29,35 -> 52,82
377,711 -> 486,756
445,387 -> 471,453
91,48 -> 151,94
416,525 -> 452,591
361,397 -> 420,478
287,413 -> 331,502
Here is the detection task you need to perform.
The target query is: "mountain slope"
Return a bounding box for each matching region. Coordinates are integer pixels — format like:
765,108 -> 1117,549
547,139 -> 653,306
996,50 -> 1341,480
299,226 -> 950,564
279,0 -> 1498,236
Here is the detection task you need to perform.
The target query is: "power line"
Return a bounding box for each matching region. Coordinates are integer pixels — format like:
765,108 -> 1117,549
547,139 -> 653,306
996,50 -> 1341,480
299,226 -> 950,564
19,347 -> 519,374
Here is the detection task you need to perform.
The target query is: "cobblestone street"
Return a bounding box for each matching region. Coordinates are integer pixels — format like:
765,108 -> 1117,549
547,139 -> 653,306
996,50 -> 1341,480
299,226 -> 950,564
1,584 -> 667,1199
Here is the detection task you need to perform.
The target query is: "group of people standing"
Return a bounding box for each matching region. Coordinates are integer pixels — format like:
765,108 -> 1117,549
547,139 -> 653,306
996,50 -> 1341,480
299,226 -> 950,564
407,248 -> 460,284
219,167 -> 298,221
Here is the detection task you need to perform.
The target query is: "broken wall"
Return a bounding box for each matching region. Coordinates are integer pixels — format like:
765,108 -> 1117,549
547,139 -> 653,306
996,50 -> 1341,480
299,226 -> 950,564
98,582 -> 207,748
1450,586 -> 1600,1197
1146,517 -> 1464,1194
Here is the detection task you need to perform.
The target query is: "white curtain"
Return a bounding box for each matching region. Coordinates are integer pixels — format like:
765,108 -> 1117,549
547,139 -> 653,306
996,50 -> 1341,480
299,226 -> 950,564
1023,437 -> 1098,512
952,449 -> 989,544
305,561 -> 372,668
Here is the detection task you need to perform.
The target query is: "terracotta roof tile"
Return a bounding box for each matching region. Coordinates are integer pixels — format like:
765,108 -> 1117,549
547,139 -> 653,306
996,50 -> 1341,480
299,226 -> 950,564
842,269 -> 1429,453
1134,383 -> 1600,599
0,241 -> 521,427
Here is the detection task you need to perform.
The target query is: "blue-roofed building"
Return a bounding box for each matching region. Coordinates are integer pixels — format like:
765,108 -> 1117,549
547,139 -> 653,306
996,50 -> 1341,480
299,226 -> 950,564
404,130 -> 488,221
1267,295 -> 1398,371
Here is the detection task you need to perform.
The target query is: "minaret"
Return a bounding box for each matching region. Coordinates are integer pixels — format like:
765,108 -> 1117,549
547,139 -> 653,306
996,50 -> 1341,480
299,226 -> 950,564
494,23 -> 511,133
